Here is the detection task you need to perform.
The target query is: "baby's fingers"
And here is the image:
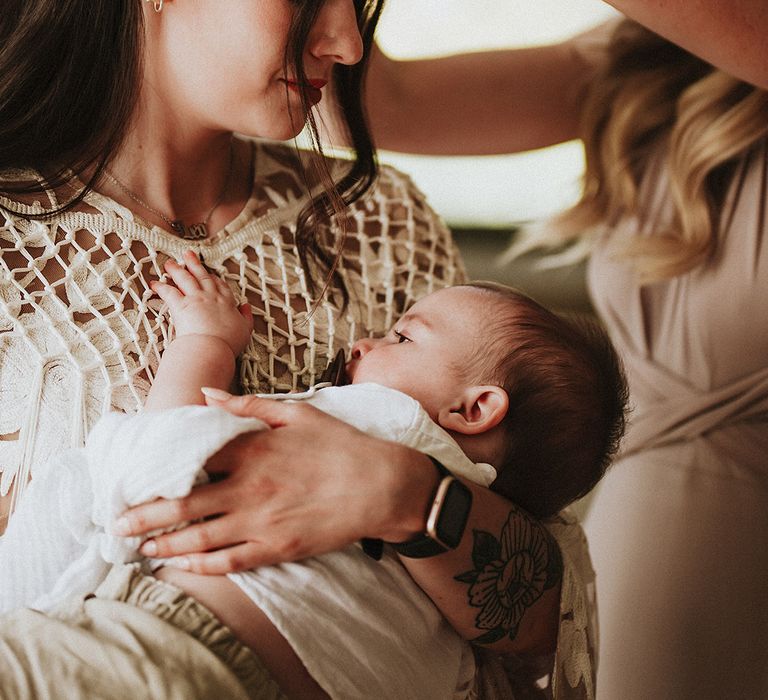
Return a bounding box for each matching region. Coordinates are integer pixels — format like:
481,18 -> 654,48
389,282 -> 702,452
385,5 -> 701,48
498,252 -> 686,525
182,250 -> 218,293
163,258 -> 202,296
150,279 -> 184,309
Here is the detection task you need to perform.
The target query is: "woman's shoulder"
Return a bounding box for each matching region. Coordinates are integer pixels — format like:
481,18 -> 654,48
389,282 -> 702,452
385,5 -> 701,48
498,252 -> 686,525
250,139 -> 440,215
0,169 -> 58,219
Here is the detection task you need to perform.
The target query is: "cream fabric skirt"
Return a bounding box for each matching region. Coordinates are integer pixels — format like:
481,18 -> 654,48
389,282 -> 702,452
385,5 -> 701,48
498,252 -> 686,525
0,563 -> 288,700
585,435 -> 768,699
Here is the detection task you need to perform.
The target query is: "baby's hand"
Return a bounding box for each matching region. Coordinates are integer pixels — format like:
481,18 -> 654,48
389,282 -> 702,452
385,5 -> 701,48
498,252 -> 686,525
151,250 -> 253,357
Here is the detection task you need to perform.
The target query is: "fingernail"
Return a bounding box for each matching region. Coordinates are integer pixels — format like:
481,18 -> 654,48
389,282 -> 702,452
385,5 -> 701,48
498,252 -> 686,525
168,556 -> 190,570
141,540 -> 158,557
112,517 -> 131,536
201,387 -> 233,401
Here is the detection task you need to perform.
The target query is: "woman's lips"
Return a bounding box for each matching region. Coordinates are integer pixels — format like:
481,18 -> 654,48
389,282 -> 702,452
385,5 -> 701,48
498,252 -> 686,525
284,78 -> 327,106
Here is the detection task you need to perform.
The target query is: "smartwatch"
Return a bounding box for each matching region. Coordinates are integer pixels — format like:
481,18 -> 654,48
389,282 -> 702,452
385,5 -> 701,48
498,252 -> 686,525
390,457 -> 473,558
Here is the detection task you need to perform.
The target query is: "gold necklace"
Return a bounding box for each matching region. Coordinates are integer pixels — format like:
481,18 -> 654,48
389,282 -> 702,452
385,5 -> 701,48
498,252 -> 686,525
103,144 -> 234,240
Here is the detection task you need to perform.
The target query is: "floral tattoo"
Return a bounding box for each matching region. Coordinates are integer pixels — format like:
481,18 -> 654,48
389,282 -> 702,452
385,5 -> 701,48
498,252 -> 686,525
455,508 -> 563,644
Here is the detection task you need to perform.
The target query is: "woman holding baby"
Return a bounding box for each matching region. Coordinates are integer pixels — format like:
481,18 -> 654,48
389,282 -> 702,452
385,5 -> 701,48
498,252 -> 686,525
1,0 -> 766,698
0,1 -> 574,698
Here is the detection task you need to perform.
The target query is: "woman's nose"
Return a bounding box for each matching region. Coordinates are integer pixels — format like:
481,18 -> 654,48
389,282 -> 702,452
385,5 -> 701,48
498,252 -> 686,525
308,0 -> 364,67
351,336 -> 376,359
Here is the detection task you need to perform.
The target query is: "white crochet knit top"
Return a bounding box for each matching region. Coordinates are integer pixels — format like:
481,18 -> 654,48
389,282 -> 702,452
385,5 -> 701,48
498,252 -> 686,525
0,140 -> 464,519
0,138 -> 596,700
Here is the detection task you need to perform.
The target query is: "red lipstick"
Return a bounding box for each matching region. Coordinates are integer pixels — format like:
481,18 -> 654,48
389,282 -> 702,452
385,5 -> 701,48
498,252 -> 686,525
284,78 -> 327,106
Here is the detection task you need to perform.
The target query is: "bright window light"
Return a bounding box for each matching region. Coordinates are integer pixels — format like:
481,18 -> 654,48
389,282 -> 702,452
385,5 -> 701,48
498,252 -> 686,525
375,0 -> 619,227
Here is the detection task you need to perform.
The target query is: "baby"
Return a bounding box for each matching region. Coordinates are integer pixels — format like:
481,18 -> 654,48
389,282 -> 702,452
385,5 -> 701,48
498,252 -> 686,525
344,278 -> 627,520
144,250 -> 626,521
0,251 -> 626,699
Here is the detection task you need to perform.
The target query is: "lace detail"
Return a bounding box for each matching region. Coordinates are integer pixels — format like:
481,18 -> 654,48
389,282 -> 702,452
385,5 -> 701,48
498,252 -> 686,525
471,508 -> 597,700
547,509 -> 597,700
0,139 -> 465,520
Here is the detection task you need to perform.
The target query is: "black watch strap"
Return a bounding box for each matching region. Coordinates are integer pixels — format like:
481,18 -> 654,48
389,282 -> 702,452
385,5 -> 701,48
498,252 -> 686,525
390,456 -> 472,559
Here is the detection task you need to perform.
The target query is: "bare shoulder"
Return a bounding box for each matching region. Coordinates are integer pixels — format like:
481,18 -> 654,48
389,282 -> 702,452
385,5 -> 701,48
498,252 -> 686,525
251,138 -> 448,228
368,161 -> 432,206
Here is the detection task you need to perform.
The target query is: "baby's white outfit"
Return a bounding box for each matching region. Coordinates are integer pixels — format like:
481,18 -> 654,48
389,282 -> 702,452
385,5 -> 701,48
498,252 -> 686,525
0,383 -> 495,700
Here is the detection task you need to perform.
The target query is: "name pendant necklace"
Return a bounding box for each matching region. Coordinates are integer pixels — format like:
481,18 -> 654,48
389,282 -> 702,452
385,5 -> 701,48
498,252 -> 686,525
103,143 -> 234,241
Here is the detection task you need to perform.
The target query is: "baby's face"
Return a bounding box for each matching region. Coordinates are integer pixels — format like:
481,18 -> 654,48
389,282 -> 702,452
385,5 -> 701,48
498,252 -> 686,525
346,286 -> 487,420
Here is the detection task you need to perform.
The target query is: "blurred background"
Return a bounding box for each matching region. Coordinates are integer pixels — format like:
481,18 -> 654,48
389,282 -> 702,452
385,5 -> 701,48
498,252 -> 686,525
374,0 -> 619,314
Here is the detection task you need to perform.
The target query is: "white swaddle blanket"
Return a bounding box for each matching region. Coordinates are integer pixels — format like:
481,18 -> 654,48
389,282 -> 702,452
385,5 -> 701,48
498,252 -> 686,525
0,384 -> 495,699
0,405 -> 265,611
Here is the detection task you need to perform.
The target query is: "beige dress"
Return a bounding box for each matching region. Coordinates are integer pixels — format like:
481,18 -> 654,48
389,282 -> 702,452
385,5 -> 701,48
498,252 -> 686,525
585,138 -> 768,698
0,138 -> 596,698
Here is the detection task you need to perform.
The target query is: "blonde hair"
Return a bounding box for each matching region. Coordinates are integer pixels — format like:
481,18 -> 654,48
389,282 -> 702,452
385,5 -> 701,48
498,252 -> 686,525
540,20 -> 768,281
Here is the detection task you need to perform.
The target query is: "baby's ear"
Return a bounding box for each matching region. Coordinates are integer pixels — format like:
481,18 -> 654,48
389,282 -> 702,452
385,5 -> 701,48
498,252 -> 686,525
437,385 -> 508,436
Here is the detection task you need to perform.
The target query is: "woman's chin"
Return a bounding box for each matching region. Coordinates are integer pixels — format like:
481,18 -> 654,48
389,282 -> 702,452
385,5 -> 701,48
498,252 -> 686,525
238,115 -> 309,143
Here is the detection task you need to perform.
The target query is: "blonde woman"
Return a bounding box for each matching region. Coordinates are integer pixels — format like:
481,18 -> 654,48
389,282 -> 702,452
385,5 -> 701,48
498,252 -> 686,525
355,1 -> 768,698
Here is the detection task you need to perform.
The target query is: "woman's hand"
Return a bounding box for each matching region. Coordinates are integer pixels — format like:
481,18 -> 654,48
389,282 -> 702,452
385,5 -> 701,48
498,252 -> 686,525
117,391 -> 562,654
115,392 -> 436,574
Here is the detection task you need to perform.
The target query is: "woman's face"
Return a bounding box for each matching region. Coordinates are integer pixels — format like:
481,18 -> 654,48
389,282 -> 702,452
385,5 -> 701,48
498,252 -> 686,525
147,0 -> 363,140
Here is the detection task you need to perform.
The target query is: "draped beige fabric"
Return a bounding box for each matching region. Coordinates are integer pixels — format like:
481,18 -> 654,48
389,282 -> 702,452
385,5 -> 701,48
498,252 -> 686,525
585,140 -> 768,698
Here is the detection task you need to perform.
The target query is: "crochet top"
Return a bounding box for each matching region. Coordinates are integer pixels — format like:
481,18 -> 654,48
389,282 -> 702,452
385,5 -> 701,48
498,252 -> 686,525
0,140 -> 464,518
0,138 -> 596,699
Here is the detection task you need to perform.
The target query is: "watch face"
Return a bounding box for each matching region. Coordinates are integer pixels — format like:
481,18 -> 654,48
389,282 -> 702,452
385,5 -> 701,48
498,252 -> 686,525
432,479 -> 472,549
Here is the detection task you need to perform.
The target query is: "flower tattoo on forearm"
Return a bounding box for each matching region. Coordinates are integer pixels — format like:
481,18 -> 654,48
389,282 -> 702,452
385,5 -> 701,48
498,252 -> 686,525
455,508 -> 563,644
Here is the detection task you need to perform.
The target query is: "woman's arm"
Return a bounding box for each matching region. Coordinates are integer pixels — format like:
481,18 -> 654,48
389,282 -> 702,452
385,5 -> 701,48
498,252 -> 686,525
363,36 -> 592,156
605,0 -> 768,89
396,474 -> 562,656
361,0 -> 768,156
115,394 -> 561,654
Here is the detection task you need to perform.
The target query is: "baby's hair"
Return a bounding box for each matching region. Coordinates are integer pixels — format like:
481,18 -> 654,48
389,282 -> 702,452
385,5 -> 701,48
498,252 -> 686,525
462,282 -> 629,518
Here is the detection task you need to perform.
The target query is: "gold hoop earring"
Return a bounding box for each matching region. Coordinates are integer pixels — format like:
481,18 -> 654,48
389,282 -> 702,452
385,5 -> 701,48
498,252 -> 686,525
145,0 -> 163,12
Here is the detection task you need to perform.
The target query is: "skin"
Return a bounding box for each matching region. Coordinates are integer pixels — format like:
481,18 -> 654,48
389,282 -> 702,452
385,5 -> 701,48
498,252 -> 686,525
347,287 -> 502,416
143,251 -> 253,411
356,0 -> 768,156
347,287 -> 511,466
116,0 -> 564,656
103,0 -> 363,234
346,288 -> 482,418
603,0 -> 768,91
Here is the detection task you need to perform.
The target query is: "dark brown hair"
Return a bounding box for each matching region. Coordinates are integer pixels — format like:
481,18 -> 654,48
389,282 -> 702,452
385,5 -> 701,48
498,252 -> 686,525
465,282 -> 629,518
0,0 -> 385,305
286,0 -> 385,305
0,1 -> 143,202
